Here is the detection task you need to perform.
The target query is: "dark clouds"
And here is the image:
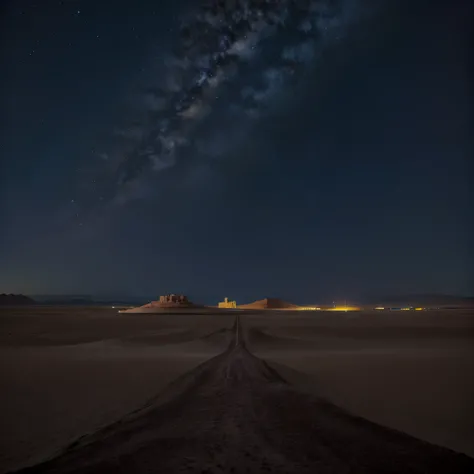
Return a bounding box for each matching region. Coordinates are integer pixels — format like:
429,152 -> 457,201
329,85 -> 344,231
80,0 -> 373,212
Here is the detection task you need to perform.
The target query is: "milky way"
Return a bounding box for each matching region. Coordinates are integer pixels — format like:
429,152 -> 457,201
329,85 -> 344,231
78,0 -> 368,214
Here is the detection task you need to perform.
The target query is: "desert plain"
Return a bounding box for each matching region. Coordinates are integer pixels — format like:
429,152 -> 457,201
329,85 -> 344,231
0,307 -> 473,473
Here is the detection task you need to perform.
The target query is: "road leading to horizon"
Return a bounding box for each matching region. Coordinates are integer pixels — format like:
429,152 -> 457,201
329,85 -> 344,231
14,315 -> 474,474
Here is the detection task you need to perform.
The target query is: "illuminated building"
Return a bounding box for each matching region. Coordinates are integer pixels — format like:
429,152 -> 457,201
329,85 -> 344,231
218,297 -> 237,309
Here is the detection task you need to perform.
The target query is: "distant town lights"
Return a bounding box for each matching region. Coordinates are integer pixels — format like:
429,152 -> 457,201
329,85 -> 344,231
329,306 -> 360,312
373,307 -> 425,311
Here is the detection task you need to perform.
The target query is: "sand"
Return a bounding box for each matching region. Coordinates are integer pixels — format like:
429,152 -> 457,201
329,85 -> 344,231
1,307 -> 473,473
237,298 -> 300,310
247,310 -> 474,457
0,308 -> 234,472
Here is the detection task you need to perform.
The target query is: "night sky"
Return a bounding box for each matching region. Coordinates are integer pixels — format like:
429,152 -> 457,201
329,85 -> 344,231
1,0 -> 472,304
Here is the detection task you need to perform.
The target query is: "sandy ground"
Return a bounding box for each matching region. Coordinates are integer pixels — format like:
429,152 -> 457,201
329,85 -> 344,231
247,310 -> 474,457
1,308 -> 473,473
0,308 -> 234,473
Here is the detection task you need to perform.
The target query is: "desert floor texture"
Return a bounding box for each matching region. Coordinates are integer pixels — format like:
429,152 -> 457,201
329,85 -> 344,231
0,307 -> 473,473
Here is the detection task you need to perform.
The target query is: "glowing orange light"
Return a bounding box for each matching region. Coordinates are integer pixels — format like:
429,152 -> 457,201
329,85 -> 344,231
329,306 -> 360,312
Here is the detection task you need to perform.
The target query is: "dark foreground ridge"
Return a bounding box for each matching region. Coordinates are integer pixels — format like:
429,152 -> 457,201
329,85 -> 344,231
14,317 -> 474,474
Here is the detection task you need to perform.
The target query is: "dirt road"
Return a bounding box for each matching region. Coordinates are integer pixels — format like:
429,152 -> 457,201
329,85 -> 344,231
14,316 -> 474,473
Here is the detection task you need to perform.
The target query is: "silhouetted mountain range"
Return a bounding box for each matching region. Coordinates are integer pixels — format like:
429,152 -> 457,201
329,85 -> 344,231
0,294 -> 36,305
3,293 -> 473,309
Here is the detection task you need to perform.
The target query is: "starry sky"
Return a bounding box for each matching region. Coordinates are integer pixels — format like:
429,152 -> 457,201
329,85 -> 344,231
0,0 -> 472,304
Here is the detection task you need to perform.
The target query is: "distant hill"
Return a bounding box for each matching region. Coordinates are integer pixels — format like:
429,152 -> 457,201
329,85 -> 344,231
118,295 -> 213,313
0,294 -> 36,306
238,298 -> 300,310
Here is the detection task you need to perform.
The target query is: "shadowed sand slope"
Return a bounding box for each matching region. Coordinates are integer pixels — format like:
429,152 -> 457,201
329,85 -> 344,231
238,298 -> 300,310
14,317 -> 474,474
